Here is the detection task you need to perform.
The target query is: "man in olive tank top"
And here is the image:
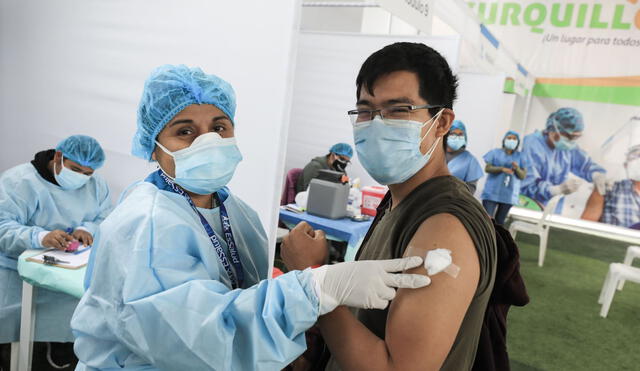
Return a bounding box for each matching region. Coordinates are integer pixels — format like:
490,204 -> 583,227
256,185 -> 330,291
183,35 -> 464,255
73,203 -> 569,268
319,42 -> 498,370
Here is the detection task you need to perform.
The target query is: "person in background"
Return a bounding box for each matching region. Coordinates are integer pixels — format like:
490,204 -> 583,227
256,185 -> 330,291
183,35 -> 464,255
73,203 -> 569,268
70,65 -> 429,371
289,41 -> 496,371
581,144 -> 640,227
0,135 -> 111,370
295,143 -> 353,194
521,107 -> 606,211
446,120 -> 484,194
481,131 -> 528,225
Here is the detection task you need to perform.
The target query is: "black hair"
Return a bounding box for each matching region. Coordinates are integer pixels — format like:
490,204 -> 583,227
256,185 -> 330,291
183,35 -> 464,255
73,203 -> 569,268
355,42 -> 458,149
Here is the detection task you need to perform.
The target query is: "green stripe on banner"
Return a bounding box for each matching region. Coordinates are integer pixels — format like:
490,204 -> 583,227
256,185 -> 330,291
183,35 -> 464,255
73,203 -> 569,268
533,84 -> 640,106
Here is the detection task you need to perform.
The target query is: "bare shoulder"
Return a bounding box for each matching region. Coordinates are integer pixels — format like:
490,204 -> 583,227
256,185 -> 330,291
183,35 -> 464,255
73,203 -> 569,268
384,213 -> 482,370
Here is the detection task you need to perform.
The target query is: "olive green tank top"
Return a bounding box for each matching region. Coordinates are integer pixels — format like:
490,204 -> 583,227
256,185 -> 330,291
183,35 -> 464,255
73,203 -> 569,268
326,176 -> 496,371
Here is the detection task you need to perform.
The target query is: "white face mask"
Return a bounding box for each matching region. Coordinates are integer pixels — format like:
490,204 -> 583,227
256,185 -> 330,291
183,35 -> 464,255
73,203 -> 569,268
353,109 -> 443,185
627,158 -> 640,181
54,155 -> 91,190
155,132 -> 243,195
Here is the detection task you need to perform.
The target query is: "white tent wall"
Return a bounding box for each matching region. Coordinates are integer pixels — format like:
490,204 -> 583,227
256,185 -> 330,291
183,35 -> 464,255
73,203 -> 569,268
0,0 -> 302,270
285,32 -> 461,189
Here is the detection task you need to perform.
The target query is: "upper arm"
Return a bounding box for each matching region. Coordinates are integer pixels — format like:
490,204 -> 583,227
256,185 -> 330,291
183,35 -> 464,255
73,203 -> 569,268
482,150 -> 494,165
384,214 -> 480,371
301,163 -> 320,189
580,189 -> 605,221
96,177 -> 113,217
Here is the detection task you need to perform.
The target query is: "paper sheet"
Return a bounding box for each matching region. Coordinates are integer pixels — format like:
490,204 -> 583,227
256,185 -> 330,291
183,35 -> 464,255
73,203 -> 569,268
26,247 -> 91,269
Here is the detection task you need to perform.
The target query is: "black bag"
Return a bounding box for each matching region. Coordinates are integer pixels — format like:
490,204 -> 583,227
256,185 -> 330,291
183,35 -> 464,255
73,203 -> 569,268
472,220 -> 530,371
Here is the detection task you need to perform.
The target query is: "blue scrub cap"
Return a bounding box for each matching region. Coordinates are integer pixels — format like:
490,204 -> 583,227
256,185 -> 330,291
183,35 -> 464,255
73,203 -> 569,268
329,143 -> 353,158
56,135 -> 105,170
546,108 -> 584,134
451,120 -> 468,141
503,130 -> 520,148
132,64 -> 237,160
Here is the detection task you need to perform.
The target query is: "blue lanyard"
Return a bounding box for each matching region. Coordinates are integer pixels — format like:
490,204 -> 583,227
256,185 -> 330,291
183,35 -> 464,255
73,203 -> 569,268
158,171 -> 244,289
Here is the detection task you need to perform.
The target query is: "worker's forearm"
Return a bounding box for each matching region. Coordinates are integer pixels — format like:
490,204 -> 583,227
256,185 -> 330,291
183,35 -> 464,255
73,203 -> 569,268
485,164 -> 503,174
514,167 -> 526,180
318,307 -> 395,371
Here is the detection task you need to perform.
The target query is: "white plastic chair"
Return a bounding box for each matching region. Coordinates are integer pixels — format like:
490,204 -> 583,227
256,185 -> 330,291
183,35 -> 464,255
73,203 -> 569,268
598,263 -> 640,318
509,195 -> 563,267
617,245 -> 640,290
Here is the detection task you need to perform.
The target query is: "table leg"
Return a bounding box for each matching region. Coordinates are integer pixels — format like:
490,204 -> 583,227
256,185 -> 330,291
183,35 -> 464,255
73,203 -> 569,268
10,342 -> 19,371
18,282 -> 36,371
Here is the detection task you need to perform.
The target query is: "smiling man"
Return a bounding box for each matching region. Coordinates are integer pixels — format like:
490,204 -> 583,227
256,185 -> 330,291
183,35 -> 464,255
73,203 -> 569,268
0,135 -> 111,369
313,42 -> 497,371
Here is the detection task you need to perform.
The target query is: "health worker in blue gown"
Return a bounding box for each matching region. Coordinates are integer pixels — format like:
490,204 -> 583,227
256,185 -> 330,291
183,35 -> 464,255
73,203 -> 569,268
70,65 -> 429,371
446,120 -> 484,194
481,131 -> 528,225
0,135 -> 111,363
520,107 -> 606,212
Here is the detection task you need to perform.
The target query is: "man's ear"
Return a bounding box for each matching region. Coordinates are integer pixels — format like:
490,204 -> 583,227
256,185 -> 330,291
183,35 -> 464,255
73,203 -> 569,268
151,150 -> 157,162
435,108 -> 455,138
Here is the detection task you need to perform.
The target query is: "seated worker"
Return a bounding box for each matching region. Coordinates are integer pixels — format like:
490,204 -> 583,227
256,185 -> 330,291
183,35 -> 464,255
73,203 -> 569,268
481,131 -> 528,225
581,144 -> 640,227
295,143 -> 353,194
0,135 -> 111,369
70,65 -> 429,371
283,42 -> 497,370
520,108 -> 606,211
446,120 -> 484,194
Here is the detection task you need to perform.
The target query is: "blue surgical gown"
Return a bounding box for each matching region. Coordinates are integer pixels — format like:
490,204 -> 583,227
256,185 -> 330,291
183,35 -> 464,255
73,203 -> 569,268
481,149 -> 528,205
0,163 -> 111,343
520,131 -> 605,206
71,174 -> 319,371
447,150 -> 484,183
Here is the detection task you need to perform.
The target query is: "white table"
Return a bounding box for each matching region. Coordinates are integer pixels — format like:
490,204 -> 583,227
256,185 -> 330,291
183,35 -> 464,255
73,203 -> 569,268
508,207 -> 640,245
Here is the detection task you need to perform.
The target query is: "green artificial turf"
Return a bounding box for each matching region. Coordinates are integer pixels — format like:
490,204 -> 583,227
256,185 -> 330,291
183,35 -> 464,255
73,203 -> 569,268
507,228 -> 640,370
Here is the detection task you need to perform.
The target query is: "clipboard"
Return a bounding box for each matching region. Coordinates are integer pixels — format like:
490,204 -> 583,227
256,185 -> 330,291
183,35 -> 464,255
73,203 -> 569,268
26,247 -> 91,269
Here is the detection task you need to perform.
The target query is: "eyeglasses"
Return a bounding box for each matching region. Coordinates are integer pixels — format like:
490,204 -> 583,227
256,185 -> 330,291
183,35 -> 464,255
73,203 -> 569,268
347,104 -> 443,126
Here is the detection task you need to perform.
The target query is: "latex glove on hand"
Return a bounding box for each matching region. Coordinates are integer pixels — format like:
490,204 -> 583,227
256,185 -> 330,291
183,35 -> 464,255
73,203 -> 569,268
281,221 -> 328,270
311,257 -> 430,315
592,172 -> 607,195
549,178 -> 582,196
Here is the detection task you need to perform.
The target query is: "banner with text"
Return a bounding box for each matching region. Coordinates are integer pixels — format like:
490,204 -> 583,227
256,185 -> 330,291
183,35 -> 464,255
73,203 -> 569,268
467,0 -> 640,77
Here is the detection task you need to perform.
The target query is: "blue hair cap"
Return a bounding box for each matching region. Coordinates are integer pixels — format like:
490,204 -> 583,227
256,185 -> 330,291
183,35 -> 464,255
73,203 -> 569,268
56,135 -> 105,169
329,143 -> 354,158
132,64 -> 236,160
546,107 -> 584,134
451,120 -> 468,141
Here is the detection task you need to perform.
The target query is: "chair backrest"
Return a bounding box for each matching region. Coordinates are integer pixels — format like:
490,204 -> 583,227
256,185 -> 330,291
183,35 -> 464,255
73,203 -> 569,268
280,168 -> 303,205
538,195 -> 563,227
